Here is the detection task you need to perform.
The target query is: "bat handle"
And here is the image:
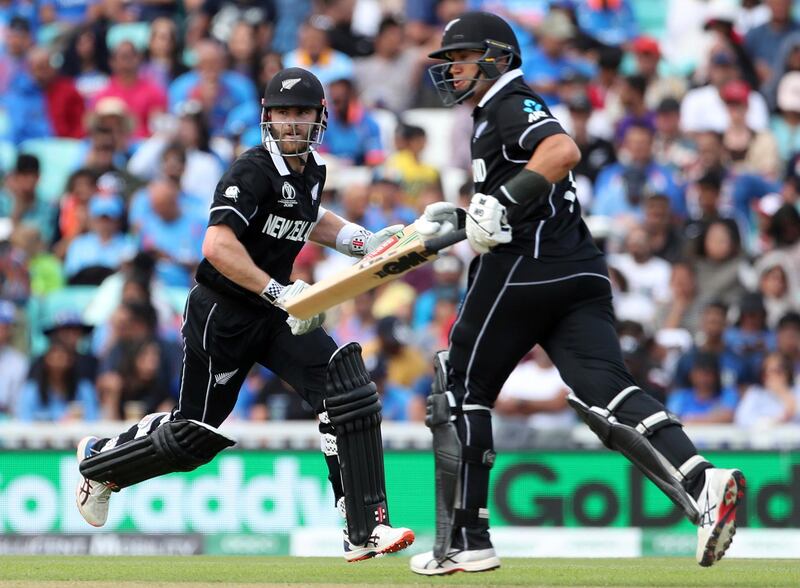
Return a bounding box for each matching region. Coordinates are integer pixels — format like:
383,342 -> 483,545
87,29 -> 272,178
423,228 -> 467,253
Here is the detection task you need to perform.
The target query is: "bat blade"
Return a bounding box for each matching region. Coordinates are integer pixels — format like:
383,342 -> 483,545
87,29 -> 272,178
283,223 -> 464,320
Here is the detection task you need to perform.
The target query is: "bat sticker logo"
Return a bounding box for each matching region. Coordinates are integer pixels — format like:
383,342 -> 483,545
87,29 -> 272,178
373,251 -> 435,278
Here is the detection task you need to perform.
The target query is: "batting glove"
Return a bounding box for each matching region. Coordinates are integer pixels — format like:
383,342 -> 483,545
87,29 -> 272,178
273,280 -> 326,336
365,224 -> 404,255
466,193 -> 513,254
416,202 -> 460,237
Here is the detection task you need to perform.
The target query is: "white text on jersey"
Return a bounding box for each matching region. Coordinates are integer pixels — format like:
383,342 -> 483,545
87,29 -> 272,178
262,214 -> 316,242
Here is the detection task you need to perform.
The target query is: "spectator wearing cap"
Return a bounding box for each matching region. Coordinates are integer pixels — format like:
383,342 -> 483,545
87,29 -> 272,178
131,177 -> 204,288
86,97 -> 136,162
593,122 -> 685,219
523,11 -> 591,107
39,0 -> 101,26
385,124 -> 440,199
653,97 -> 696,171
60,23 -> 110,104
354,17 -> 420,114
736,351 -> 800,427
725,292 -> 775,379
283,18 -> 354,87
93,40 -> 168,139
674,301 -> 749,391
680,49 -> 769,133
668,351 -> 738,424
43,309 -> 97,382
744,0 -> 800,86
15,339 -> 100,422
575,0 -> 639,47
770,71 -> 800,162
630,36 -> 687,111
168,39 -> 257,137
320,77 -> 385,166
0,300 -> 27,417
0,16 -> 33,94
128,102 -> 225,208
721,80 -> 781,179
63,193 -> 136,285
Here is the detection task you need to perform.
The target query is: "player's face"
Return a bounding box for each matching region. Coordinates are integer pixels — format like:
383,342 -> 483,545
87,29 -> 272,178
269,106 -> 319,155
446,49 -> 484,93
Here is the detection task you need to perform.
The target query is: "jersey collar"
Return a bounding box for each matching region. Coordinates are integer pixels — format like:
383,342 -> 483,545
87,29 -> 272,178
263,140 -> 291,176
476,68 -> 524,109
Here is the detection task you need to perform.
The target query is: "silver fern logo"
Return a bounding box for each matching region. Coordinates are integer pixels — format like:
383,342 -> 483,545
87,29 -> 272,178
214,369 -> 239,386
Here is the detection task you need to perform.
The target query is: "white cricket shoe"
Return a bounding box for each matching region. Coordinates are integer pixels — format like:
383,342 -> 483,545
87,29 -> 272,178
75,436 -> 113,528
410,548 -> 501,575
696,468 -> 746,567
343,524 -> 415,562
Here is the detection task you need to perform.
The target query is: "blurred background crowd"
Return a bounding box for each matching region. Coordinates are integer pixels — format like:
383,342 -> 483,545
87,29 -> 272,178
1,0 -> 800,443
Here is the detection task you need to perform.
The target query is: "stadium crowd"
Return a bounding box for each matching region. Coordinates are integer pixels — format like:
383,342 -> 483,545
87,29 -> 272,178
1,0 -> 800,438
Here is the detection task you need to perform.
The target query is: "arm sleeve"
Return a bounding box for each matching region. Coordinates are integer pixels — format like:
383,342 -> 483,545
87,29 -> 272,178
495,93 -> 567,158
208,158 -> 263,238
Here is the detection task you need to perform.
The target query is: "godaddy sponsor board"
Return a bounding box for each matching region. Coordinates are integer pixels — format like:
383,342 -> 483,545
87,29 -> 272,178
0,451 -> 798,556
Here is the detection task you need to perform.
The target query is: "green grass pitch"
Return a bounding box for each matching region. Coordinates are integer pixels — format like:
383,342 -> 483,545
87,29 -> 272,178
1,556 -> 798,587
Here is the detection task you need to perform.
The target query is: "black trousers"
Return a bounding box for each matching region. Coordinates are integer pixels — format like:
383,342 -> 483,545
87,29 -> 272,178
103,284 -> 343,501
448,253 -> 702,549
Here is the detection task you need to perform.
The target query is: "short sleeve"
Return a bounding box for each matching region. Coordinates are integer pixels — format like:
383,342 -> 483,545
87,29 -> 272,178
495,93 -> 566,156
208,157 -> 262,238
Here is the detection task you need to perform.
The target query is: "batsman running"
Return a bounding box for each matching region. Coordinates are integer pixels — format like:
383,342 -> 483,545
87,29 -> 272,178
409,12 -> 744,575
75,67 -> 414,561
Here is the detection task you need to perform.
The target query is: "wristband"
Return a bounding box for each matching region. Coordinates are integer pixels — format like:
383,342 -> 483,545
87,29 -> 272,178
260,278 -> 285,304
335,223 -> 372,257
496,169 -> 552,207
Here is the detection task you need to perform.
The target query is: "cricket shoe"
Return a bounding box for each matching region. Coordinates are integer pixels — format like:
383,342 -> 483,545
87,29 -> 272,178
696,468 -> 746,566
75,436 -> 113,527
410,548 -> 501,575
343,524 -> 415,562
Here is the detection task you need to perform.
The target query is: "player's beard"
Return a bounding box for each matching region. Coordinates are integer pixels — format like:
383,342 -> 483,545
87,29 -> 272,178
277,126 -> 312,155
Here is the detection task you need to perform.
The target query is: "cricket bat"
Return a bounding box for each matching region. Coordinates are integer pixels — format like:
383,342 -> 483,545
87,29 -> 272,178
283,223 -> 467,320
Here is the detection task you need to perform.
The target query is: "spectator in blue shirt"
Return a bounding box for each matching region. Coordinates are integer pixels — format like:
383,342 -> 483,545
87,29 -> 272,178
40,0 -> 101,26
593,122 -> 685,219
321,77 -> 385,166
133,177 -> 205,288
15,340 -> 99,422
724,292 -> 775,382
523,11 -> 583,106
168,40 -> 257,137
675,301 -> 749,391
575,0 -> 639,47
283,19 -> 354,87
63,193 -> 136,285
0,17 -> 33,95
744,0 -> 800,89
668,351 -> 738,424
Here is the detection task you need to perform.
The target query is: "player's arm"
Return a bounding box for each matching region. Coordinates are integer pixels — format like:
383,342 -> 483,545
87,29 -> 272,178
310,207 -> 402,257
201,224 -> 272,296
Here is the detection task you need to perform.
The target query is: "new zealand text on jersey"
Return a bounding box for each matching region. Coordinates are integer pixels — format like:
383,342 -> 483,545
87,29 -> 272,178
262,214 -> 316,242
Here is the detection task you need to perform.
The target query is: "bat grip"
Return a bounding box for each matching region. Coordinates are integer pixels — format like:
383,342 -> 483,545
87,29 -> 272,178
423,228 -> 467,253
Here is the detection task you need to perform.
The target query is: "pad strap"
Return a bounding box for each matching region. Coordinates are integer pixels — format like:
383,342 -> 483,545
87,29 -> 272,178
453,507 -> 490,528
635,411 -> 683,436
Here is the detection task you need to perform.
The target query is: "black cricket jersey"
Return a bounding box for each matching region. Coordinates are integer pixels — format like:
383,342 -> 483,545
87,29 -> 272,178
195,142 -> 326,306
471,69 -> 600,262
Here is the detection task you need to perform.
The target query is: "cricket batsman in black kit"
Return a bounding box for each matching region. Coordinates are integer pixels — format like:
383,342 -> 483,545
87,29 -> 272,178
409,12 -> 745,575
74,67 -> 415,561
